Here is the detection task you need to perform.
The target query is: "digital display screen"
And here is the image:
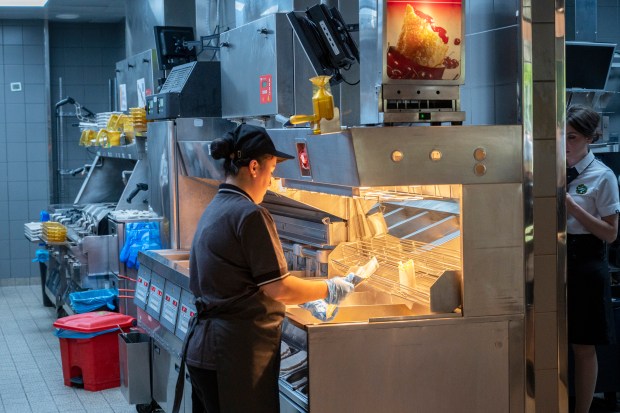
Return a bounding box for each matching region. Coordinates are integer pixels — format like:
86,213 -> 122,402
566,41 -> 616,91
385,0 -> 463,81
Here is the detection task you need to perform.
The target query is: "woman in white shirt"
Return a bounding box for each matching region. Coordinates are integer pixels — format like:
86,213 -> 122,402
566,104 -> 620,413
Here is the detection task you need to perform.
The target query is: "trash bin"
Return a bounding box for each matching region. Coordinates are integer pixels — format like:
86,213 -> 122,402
119,332 -> 152,404
53,311 -> 135,391
69,288 -> 117,313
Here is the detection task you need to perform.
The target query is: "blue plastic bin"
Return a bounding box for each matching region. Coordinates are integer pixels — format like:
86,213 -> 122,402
69,289 -> 117,314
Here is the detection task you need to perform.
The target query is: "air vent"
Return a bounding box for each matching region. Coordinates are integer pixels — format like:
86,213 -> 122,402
160,64 -> 194,93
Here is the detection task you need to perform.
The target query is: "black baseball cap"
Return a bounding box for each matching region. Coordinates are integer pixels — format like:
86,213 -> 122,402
232,124 -> 294,163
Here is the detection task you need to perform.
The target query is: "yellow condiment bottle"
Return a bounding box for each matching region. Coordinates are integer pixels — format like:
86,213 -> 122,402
289,75 -> 334,134
311,75 -> 334,126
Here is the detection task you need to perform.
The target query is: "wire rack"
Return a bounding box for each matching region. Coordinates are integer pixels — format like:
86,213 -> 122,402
330,234 -> 461,305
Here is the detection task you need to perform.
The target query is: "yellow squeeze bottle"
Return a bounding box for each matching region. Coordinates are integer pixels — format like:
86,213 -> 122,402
289,75 -> 334,134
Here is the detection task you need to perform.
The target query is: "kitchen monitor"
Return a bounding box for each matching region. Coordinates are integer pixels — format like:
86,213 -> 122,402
566,41 -> 616,91
154,26 -> 197,71
287,4 -> 359,85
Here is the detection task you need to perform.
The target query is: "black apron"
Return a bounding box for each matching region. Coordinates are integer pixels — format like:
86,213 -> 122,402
566,234 -> 616,345
173,292 -> 284,413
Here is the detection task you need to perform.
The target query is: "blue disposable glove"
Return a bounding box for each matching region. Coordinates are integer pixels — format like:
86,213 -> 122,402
300,300 -> 338,322
325,277 -> 355,305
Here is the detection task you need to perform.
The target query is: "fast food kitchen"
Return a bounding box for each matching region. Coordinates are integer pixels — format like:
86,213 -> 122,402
4,0 -> 615,412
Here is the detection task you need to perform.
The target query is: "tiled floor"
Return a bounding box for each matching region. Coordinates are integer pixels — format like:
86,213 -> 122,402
0,284 -> 136,413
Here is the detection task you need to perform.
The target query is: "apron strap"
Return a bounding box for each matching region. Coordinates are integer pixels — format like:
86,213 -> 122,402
171,313 -> 199,413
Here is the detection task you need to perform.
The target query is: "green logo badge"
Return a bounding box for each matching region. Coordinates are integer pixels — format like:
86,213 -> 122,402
576,184 -> 588,194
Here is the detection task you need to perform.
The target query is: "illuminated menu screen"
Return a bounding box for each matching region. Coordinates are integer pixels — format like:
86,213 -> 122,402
386,0 -> 463,81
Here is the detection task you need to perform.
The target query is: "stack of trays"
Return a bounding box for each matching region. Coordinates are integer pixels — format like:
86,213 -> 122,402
96,112 -> 123,130
42,222 -> 67,243
129,107 -> 147,134
24,222 -> 42,242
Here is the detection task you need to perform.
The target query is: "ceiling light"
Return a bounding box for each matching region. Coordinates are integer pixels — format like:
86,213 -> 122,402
0,0 -> 48,6
56,13 -> 80,20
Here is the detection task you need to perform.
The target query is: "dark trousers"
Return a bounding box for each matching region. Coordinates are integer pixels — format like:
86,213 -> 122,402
187,365 -> 220,413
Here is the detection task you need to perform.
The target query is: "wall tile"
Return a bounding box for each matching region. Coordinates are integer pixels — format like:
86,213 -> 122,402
7,162 -> 28,182
0,260 -> 10,278
22,25 -> 43,45
4,64 -> 24,83
26,162 -> 47,182
532,23 -> 555,82
83,65 -> 103,84
4,45 -> 24,65
470,86 -> 495,125
28,180 -> 49,202
0,240 -> 9,260
493,26 -> 519,86
29,200 -> 47,220
82,47 -> 102,67
534,197 -> 559,256
0,143 -> 6,163
26,122 -> 47,143
24,103 -> 45,123
4,88 -> 24,104
0,162 -> 7,180
467,32 -> 495,88
3,26 -> 22,45
10,258 -> 31,278
63,66 -> 85,85
534,254 -> 558,313
26,142 -> 48,163
533,139 -> 558,198
24,85 -> 45,104
6,103 -> 26,124
7,184 -> 28,204
6,142 -> 27,163
9,219 -> 24,241
467,0 -> 495,34
533,81 -> 557,140
0,181 -> 7,202
494,83 -> 519,125
23,64 -> 45,84
9,240 -> 30,259
6,122 -> 27,142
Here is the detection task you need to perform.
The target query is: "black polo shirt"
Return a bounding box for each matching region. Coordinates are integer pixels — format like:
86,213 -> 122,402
189,183 -> 289,307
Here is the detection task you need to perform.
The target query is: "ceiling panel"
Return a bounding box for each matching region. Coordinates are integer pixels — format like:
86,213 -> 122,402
0,0 -> 125,23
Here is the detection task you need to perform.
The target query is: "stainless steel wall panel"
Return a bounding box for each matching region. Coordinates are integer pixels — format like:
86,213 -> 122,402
115,49 -> 158,110
270,125 -> 522,187
306,317 -> 513,413
220,14 -> 295,119
125,0 -> 196,58
147,121 -> 176,249
462,183 -> 524,317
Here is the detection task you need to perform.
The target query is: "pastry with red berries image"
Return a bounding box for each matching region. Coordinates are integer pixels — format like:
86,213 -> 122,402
387,4 -> 460,80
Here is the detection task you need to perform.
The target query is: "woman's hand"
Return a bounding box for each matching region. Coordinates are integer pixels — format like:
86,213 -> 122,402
566,193 -> 618,243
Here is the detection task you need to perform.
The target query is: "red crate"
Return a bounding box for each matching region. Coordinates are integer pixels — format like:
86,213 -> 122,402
54,311 -> 135,391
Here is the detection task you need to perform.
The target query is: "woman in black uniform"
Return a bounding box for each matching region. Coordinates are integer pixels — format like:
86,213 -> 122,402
566,105 -> 620,413
185,124 -> 355,413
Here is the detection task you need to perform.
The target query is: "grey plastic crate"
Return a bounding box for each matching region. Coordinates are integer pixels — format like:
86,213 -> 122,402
119,332 -> 151,404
